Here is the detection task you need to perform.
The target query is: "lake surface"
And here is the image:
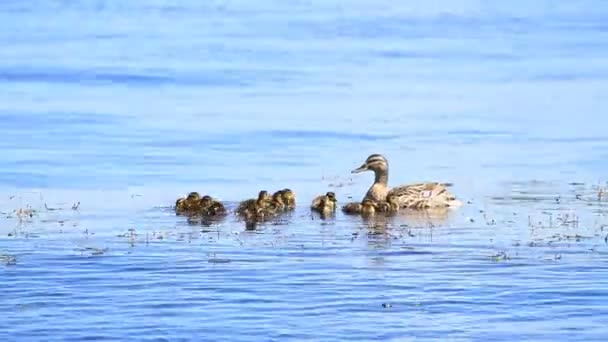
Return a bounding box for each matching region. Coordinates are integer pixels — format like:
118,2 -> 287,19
1,1 -> 608,341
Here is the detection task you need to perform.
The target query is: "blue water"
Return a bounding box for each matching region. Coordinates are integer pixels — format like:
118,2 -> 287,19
2,1 -> 608,341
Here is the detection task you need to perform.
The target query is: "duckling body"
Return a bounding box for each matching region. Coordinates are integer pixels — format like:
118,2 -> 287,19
360,199 -> 377,217
377,194 -> 400,213
175,192 -> 203,214
352,154 -> 461,209
206,201 -> 226,216
199,195 -> 213,210
270,190 -> 286,212
377,201 -> 391,213
199,196 -> 226,216
311,192 -> 337,213
342,202 -> 362,214
237,190 -> 272,215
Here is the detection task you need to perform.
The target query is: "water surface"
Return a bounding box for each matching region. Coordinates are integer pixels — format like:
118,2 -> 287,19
1,1 -> 608,341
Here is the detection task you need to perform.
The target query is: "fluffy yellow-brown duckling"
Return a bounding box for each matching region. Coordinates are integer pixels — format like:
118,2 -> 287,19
281,188 -> 296,210
242,206 -> 267,230
270,190 -> 286,212
377,194 -> 400,214
361,199 -> 377,217
185,192 -> 203,211
342,202 -> 362,214
311,192 -> 338,214
237,190 -> 272,215
199,195 -> 213,210
175,198 -> 188,213
206,200 -> 227,216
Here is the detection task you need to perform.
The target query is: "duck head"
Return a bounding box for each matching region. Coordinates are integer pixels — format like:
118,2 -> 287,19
351,154 -> 389,174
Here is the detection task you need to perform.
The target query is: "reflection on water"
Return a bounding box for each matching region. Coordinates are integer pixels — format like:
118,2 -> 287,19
2,0 -> 608,341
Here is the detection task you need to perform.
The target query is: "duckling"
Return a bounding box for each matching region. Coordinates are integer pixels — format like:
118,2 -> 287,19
242,206 -> 268,230
199,195 -> 213,210
237,190 -> 272,215
175,198 -> 188,213
377,194 -> 400,214
281,188 -> 296,209
361,199 -> 377,217
270,190 -> 286,212
185,191 -> 202,211
206,200 -> 227,216
311,192 -> 337,214
342,202 -> 362,214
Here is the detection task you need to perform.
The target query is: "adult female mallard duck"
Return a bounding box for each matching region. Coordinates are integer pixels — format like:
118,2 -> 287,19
311,192 -> 337,214
351,154 -> 461,209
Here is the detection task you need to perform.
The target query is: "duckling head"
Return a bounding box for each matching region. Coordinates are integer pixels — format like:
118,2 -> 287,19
186,192 -> 201,202
351,154 -> 388,174
282,188 -> 296,206
257,190 -> 271,203
200,195 -> 213,208
175,198 -> 187,210
272,191 -> 285,207
325,191 -> 337,203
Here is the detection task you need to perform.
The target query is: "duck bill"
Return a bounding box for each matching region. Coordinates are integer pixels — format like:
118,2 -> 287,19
351,163 -> 369,174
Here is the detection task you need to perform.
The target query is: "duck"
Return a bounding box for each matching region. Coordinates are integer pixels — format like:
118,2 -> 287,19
237,190 -> 272,215
281,188 -> 296,209
351,154 -> 461,209
311,192 -> 337,214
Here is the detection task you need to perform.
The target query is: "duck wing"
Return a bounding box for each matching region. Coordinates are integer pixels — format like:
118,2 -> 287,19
388,182 -> 461,209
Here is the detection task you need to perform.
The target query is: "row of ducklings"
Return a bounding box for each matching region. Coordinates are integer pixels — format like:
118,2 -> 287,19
175,190 -> 399,220
310,192 -> 400,217
236,189 -> 296,222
